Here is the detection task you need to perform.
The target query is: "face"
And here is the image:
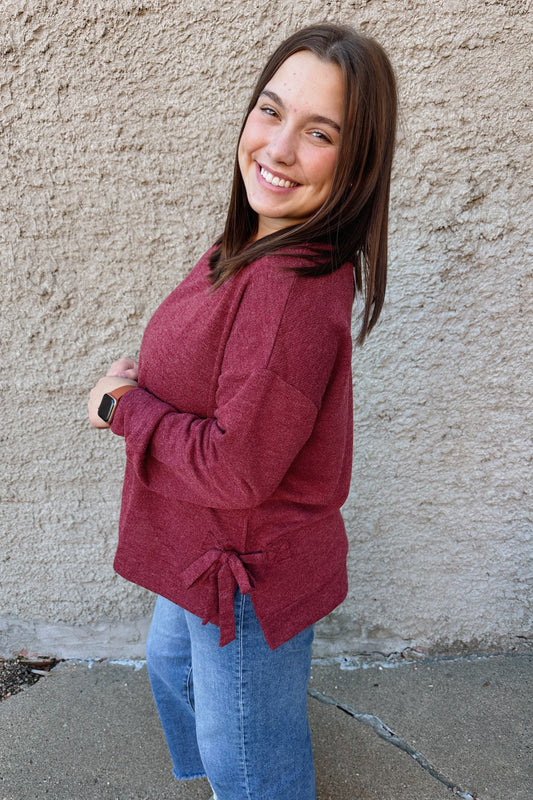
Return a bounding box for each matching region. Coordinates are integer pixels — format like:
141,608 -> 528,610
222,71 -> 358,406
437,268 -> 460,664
238,50 -> 344,240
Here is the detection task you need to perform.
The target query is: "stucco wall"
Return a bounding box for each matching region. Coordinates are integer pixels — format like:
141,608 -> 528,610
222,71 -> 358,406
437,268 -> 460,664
1,0 -> 531,658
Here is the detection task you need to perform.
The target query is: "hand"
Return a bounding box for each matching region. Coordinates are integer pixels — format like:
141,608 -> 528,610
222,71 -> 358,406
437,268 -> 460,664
106,357 -> 139,381
88,376 -> 138,429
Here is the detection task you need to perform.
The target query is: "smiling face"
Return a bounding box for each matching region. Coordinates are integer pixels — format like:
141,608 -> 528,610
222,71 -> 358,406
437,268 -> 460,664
237,50 -> 344,240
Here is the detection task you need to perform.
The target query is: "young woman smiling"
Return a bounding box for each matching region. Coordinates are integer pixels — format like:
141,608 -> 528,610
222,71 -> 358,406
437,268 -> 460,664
89,23 -> 397,800
237,49 -> 344,238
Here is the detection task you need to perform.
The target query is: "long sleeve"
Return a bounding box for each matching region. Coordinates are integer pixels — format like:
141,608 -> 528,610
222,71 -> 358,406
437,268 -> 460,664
112,369 -> 317,509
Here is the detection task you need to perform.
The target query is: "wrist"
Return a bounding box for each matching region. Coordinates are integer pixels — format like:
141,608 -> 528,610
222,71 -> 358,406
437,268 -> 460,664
97,384 -> 135,425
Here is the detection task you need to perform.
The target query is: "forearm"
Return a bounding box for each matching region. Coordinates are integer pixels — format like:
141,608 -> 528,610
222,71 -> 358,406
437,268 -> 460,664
111,369 -> 317,509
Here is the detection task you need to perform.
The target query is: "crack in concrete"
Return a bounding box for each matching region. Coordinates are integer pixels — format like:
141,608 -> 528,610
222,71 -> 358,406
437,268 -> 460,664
308,687 -> 479,800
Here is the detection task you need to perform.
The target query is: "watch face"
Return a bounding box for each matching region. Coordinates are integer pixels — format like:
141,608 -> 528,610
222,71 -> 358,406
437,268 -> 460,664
97,393 -> 116,422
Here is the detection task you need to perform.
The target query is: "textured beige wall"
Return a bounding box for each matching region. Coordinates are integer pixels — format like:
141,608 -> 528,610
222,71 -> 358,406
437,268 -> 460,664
0,0 -> 531,658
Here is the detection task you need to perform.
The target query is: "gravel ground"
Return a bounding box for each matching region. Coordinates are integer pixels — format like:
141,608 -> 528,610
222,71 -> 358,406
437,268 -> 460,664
0,657 -> 59,701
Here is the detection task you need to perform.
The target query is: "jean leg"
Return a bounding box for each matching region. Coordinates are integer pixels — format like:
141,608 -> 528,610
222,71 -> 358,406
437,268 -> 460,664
186,593 -> 316,800
145,595 -> 206,780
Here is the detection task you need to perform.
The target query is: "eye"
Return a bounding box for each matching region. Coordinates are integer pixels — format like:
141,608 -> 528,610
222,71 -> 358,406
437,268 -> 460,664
310,129 -> 333,144
259,104 -> 279,119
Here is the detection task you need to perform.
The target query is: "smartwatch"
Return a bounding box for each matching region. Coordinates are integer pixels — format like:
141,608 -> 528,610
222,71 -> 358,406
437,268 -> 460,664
97,385 -> 134,424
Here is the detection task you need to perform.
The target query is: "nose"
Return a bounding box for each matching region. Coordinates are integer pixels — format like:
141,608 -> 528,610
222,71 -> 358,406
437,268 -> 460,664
266,124 -> 297,166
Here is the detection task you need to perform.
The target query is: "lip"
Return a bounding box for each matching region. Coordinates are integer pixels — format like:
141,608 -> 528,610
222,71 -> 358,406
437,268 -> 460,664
256,162 -> 299,189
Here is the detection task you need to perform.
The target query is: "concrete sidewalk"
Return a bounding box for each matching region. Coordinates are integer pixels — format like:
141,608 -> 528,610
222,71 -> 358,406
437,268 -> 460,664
0,653 -> 530,800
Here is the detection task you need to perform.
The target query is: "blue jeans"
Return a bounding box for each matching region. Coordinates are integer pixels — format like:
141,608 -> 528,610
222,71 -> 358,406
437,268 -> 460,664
145,593 -> 316,800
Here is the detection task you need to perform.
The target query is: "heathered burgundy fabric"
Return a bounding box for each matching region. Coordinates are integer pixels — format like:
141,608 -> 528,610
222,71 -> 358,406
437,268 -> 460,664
111,247 -> 354,649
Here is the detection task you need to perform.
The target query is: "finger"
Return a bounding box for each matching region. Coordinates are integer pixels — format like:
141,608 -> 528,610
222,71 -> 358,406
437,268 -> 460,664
106,363 -> 125,377
106,358 -> 137,378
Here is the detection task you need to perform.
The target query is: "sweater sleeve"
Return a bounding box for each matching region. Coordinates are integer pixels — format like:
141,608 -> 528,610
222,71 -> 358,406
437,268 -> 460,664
111,267 -> 348,510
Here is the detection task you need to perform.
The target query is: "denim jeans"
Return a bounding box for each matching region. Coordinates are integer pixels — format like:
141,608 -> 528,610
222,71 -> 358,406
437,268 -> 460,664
145,593 -> 316,800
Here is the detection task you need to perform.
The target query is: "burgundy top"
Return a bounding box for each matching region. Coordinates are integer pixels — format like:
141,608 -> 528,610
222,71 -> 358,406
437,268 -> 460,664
111,247 -> 354,649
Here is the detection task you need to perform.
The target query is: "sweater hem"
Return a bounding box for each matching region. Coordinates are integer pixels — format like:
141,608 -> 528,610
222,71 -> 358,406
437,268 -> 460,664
254,566 -> 348,650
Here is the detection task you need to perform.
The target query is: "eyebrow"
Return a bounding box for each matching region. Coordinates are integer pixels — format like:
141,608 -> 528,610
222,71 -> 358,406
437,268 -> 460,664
260,89 -> 342,133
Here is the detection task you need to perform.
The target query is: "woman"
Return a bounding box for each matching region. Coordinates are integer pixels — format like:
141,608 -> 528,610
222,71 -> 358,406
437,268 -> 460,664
89,22 -> 396,800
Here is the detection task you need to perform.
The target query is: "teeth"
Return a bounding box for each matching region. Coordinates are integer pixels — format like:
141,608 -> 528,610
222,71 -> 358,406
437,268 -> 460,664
260,167 -> 296,188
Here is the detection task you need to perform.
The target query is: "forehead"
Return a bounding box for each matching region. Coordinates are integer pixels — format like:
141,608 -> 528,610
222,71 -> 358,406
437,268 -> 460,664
264,50 -> 344,123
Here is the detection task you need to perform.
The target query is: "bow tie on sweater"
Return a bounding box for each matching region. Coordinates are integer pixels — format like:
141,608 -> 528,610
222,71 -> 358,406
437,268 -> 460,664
180,545 -> 267,646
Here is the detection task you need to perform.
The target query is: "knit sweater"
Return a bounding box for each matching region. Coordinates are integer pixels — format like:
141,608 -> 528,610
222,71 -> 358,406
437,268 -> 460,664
111,247 -> 354,649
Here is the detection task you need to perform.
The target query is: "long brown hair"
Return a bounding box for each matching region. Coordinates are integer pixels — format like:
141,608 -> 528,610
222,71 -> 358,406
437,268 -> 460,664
209,23 -> 397,344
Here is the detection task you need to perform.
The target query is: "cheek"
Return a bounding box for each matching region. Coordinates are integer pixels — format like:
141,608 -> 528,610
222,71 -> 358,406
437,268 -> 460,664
313,152 -> 338,188
237,131 -> 253,181
301,144 -> 337,188
302,157 -> 337,206
239,115 -> 263,161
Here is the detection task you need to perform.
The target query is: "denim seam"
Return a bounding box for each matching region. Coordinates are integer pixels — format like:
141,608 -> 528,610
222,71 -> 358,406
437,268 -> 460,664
237,594 -> 253,800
